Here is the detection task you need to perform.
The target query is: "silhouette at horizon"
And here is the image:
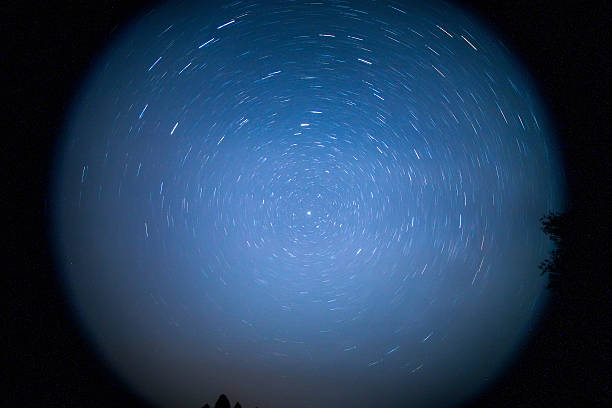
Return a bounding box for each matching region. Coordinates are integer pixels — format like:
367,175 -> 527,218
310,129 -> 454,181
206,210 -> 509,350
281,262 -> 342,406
200,394 -> 254,408
214,394 -> 230,408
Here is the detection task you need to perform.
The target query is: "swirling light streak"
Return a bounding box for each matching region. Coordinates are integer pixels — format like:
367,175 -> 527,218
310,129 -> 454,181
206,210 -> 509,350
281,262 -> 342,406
52,1 -> 564,407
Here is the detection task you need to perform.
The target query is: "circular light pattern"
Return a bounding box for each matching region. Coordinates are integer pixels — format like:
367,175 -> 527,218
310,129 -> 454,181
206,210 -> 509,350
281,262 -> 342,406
52,1 -> 564,407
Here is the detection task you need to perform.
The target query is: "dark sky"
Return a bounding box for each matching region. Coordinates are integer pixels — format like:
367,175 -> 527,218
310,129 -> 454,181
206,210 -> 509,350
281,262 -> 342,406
6,1 -> 610,408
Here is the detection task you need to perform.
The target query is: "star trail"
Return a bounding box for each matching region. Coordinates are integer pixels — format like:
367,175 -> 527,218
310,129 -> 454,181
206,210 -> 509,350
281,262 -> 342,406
52,1 -> 564,407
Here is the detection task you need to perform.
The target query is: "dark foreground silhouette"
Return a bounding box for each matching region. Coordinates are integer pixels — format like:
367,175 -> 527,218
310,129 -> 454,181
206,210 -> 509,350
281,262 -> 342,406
202,394 -> 247,408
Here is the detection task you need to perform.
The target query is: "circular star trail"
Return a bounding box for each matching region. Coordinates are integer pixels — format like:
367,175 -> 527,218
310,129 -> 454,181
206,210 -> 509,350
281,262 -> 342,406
52,1 -> 564,407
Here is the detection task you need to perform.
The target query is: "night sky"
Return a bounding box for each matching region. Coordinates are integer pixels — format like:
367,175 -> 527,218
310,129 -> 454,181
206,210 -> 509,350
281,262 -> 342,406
7,1 -> 610,408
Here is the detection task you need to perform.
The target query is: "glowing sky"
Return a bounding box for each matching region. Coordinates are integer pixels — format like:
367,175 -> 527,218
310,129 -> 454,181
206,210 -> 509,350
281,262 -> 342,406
52,1 -> 564,407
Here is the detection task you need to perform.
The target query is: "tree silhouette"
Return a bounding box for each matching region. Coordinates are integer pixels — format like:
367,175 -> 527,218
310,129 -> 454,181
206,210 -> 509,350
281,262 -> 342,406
536,205 -> 611,405
214,394 -> 231,408
539,211 -> 569,290
539,207 -> 610,303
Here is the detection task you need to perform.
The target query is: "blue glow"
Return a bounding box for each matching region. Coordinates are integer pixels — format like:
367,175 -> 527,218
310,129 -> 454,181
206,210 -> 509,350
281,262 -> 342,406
52,1 -> 564,407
